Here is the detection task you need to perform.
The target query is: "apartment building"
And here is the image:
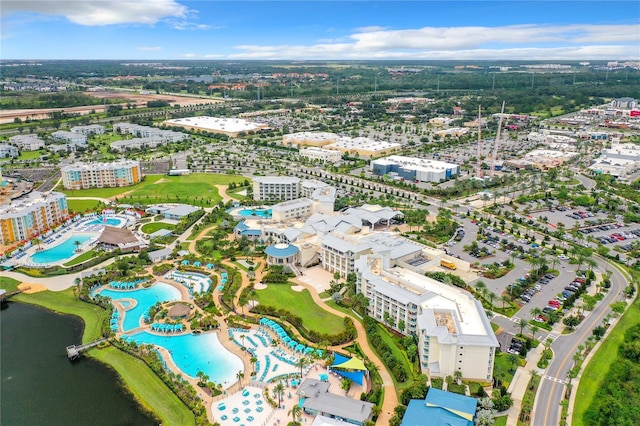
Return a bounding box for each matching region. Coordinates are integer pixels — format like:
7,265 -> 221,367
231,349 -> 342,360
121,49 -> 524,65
52,130 -> 87,146
61,160 -> 141,190
70,124 -> 105,135
356,255 -> 498,381
253,176 -> 301,202
9,134 -> 45,151
0,144 -> 19,158
0,191 -> 69,244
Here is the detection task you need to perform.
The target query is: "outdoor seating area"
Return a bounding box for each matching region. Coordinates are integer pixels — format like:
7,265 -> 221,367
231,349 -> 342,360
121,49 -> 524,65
214,386 -> 272,426
165,270 -> 211,294
259,318 -> 323,357
109,279 -> 145,290
110,310 -> 120,332
150,323 -> 184,333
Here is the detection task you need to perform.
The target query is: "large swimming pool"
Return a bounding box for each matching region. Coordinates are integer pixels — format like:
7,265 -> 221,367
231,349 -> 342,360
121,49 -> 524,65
29,234 -> 93,264
86,217 -> 124,227
238,208 -> 272,218
126,331 -> 243,383
96,283 -> 181,331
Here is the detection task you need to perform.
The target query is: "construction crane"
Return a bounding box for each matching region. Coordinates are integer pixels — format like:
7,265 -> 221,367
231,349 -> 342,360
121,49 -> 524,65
490,101 -> 506,178
475,105 -> 483,179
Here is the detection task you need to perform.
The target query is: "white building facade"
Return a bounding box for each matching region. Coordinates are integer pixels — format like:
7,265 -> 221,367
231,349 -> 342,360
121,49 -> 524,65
61,160 -> 142,189
253,176 -> 301,202
356,255 -> 497,381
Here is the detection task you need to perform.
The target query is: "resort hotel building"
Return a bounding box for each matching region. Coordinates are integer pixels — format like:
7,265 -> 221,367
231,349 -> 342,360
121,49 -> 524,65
61,160 -> 142,190
371,155 -> 461,183
356,254 -> 498,381
253,176 -> 301,202
0,144 -> 19,159
0,191 -> 69,245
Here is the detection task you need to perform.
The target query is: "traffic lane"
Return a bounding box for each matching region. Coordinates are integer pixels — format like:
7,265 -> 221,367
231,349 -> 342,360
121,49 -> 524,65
533,258 -> 625,426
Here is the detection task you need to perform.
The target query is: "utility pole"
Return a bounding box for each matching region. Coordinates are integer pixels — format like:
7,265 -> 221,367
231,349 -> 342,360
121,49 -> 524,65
492,73 -> 496,90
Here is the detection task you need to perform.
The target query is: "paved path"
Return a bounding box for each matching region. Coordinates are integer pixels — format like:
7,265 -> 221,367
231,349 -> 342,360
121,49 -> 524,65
66,196 -> 112,204
288,277 -> 399,425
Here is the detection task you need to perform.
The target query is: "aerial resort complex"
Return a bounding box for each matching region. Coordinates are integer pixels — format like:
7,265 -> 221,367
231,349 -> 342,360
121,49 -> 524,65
1,52 -> 638,426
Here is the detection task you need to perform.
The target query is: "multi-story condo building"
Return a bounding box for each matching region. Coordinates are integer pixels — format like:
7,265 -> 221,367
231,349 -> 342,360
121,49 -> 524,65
253,176 -> 301,202
70,124 -> 105,135
0,144 -> 19,158
0,191 -> 69,244
9,134 -> 45,151
51,130 -> 87,146
61,160 -> 142,190
356,254 -> 498,381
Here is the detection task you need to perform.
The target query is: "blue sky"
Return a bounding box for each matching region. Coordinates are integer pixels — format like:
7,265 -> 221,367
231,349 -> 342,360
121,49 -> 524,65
2,1 -> 639,60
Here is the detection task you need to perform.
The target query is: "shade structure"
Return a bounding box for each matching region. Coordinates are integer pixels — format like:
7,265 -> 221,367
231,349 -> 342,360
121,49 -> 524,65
282,336 -> 292,343
288,340 -> 297,348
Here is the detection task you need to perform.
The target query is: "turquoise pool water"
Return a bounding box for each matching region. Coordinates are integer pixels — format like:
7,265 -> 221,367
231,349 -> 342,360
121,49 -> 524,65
29,234 -> 92,264
86,217 -> 123,227
238,208 -> 272,218
126,331 -> 243,382
96,283 -> 181,331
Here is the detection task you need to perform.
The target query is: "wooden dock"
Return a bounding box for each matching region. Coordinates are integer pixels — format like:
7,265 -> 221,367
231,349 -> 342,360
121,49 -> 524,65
66,339 -> 107,360
0,287 -> 29,303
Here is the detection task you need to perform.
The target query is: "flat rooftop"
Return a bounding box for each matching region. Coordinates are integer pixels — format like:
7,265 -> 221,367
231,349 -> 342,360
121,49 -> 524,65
164,116 -> 266,133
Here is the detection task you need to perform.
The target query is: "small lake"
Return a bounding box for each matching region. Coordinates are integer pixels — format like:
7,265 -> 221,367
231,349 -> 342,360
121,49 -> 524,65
0,301 -> 157,425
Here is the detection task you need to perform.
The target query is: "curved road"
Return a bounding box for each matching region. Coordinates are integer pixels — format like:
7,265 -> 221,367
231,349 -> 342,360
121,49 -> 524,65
532,256 -> 627,426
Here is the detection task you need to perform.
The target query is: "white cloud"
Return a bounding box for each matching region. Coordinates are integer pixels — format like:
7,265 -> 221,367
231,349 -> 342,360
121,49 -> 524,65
180,53 -> 198,58
2,0 -> 188,26
227,23 -> 640,60
137,46 -> 162,52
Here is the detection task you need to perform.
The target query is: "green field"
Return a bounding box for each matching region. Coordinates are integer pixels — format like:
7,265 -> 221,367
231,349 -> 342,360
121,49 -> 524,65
140,222 -> 176,234
254,284 -> 346,335
0,277 -> 194,424
63,249 -> 98,267
67,199 -> 106,213
63,173 -> 247,207
573,299 -> 640,426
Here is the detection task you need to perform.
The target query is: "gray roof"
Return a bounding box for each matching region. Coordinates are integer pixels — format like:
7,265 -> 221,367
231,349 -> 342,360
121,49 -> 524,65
361,233 -> 423,260
164,204 -> 201,217
148,247 -> 173,261
301,387 -> 373,423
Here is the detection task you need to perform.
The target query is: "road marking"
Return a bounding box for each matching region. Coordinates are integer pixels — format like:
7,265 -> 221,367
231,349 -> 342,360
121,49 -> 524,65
543,375 -> 567,385
546,333 -> 560,342
511,316 -> 521,323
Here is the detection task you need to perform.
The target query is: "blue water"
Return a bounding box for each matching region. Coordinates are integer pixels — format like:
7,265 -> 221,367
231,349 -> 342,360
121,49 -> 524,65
127,331 -> 243,382
29,234 -> 92,264
86,217 -> 123,227
238,209 -> 272,218
96,283 -> 181,331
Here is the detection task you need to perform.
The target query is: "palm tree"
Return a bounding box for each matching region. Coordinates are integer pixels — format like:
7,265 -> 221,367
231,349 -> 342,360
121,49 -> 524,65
501,294 -> 511,309
236,370 -> 244,386
530,324 -> 540,341
296,357 -> 308,377
530,307 -> 543,320
74,239 -> 83,253
250,356 -> 258,373
475,281 -> 487,300
288,404 -> 303,425
32,237 -> 42,251
518,318 -> 529,337
508,353 -> 520,373
274,382 -> 285,408
487,291 -> 496,308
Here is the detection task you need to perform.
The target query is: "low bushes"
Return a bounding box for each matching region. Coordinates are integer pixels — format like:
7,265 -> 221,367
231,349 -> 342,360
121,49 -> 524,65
364,316 -> 410,383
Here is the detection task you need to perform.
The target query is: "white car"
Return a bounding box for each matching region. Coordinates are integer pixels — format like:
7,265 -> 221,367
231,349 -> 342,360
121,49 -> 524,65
558,254 -> 569,261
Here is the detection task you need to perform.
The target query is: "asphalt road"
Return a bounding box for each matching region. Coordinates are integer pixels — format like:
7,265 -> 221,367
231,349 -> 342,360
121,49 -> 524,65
532,257 -> 627,426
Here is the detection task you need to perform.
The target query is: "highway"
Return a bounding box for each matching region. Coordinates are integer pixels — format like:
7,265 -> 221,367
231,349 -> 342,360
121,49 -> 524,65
531,257 -> 628,426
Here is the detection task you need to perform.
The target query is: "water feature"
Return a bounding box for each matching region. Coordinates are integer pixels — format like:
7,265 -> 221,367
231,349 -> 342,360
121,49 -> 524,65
0,302 -> 156,425
238,208 -> 272,218
127,331 -> 243,383
95,282 -> 181,331
86,217 -> 124,227
29,234 -> 93,264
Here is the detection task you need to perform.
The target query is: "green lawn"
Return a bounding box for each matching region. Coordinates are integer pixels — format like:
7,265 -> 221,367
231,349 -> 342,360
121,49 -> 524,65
63,249 -> 98,267
63,173 -> 247,207
18,150 -> 45,160
2,277 -> 194,425
140,222 -> 176,234
494,415 -> 508,426
573,299 -> 640,426
373,323 -> 414,390
67,199 -> 106,213
254,284 -> 346,335
91,347 -> 194,426
493,352 -> 525,388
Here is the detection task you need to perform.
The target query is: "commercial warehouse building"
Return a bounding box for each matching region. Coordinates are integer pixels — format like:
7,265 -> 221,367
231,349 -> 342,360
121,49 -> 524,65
61,160 -> 142,190
299,147 -> 342,163
371,155 -> 460,183
163,116 -> 268,137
